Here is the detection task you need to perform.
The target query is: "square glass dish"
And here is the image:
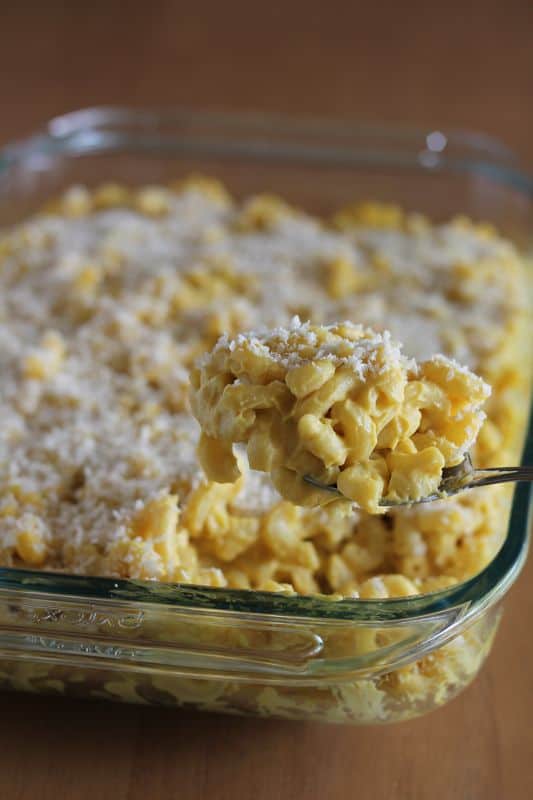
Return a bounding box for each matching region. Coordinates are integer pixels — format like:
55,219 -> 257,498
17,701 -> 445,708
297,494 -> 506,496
0,108 -> 531,724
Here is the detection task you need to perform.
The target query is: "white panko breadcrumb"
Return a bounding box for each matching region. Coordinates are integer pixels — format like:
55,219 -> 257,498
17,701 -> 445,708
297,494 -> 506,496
0,183 -> 528,589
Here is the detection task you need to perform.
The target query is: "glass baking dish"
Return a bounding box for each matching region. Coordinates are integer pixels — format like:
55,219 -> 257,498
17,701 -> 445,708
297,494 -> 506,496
0,108 -> 531,724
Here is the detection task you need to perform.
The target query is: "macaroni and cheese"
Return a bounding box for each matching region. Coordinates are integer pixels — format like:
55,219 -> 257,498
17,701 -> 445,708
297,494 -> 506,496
0,177 -> 530,724
190,319 -> 490,512
0,181 -> 529,601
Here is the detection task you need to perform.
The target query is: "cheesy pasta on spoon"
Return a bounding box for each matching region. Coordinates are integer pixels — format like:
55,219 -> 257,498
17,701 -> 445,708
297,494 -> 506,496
190,319 -> 491,513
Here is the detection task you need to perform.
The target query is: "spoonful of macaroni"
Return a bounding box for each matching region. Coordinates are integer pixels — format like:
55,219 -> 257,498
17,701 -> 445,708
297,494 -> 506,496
189,319 -> 530,513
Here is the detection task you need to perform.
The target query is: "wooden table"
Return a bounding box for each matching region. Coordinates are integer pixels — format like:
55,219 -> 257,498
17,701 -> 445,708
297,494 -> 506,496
0,2 -> 532,798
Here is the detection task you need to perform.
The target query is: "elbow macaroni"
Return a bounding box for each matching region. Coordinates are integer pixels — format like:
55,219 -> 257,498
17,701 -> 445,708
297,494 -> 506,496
190,320 -> 490,512
0,177 -> 530,723
0,178 -> 529,608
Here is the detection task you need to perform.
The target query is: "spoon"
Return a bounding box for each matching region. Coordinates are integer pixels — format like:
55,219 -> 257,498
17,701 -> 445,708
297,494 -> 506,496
303,454 -> 533,508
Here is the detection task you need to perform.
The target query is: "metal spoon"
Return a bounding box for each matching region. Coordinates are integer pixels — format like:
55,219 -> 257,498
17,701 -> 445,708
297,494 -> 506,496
303,454 -> 533,508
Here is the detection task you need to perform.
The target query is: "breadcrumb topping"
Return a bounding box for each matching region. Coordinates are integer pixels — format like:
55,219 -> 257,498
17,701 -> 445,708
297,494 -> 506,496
0,182 -> 528,593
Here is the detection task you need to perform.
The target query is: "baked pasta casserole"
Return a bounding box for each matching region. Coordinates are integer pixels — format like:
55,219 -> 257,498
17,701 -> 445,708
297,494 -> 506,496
0,176 -> 531,724
0,180 -> 529,601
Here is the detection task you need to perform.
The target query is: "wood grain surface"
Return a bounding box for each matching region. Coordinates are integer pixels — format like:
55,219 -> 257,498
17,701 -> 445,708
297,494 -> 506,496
0,2 -> 532,798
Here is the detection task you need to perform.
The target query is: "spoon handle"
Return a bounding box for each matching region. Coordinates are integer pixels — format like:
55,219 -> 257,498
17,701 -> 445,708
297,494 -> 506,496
468,466 -> 533,489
